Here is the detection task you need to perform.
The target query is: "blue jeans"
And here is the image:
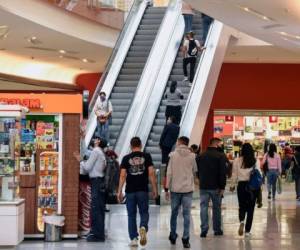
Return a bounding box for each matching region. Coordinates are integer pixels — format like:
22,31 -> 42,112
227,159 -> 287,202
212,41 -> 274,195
170,192 -> 193,239
267,170 -> 278,198
126,191 -> 149,240
200,189 -> 222,233
202,14 -> 213,42
90,177 -> 106,239
183,14 -> 193,34
97,119 -> 109,142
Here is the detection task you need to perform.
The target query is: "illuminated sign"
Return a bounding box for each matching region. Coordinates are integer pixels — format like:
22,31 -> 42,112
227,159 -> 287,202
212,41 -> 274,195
0,98 -> 42,109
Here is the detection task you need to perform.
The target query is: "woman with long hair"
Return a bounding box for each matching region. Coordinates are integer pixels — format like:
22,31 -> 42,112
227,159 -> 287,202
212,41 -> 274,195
231,143 -> 261,237
262,143 -> 282,200
164,81 -> 184,124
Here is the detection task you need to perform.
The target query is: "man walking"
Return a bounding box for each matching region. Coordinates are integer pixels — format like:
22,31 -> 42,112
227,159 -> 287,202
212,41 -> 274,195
196,137 -> 227,238
182,31 -> 204,86
165,136 -> 197,249
95,91 -> 113,142
76,137 -> 107,242
117,137 -> 158,247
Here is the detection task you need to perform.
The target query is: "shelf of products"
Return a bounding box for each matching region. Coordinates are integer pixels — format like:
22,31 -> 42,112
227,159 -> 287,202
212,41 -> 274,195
37,151 -> 59,232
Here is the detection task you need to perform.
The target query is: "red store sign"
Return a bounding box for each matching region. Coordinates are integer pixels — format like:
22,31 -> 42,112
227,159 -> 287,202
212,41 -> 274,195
0,98 -> 42,109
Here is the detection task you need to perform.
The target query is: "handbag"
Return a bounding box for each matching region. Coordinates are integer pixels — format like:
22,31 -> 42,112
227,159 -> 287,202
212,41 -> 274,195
262,155 -> 269,174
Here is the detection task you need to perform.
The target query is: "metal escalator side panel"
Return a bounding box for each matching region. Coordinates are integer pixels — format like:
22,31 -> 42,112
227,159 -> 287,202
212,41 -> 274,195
180,21 -> 236,145
84,0 -> 148,149
136,16 -> 185,149
114,0 -> 182,160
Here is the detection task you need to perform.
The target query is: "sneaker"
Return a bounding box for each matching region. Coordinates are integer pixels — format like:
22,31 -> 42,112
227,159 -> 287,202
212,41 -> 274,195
238,222 -> 244,236
188,82 -> 193,87
183,76 -> 189,82
245,232 -> 252,238
214,230 -> 223,236
268,193 -> 271,200
128,238 -> 139,247
168,233 -> 177,245
86,234 -> 105,242
139,227 -> 147,246
182,237 -> 191,248
200,232 -> 207,238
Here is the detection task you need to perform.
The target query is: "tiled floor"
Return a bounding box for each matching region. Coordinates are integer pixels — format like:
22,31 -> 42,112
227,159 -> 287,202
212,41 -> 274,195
14,184 -> 300,250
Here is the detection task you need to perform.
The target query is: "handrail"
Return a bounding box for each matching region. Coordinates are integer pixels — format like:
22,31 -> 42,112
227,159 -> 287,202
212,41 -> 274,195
88,0 -> 143,112
114,0 -> 183,159
135,3 -> 184,150
84,0 -> 148,148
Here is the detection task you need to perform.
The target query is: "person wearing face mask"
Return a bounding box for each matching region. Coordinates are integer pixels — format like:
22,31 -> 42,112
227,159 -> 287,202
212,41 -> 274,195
95,92 -> 113,142
196,137 -> 227,238
74,137 -> 107,242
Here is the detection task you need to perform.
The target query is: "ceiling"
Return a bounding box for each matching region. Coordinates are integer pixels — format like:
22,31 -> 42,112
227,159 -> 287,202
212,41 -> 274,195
187,0 -> 300,54
0,7 -> 114,83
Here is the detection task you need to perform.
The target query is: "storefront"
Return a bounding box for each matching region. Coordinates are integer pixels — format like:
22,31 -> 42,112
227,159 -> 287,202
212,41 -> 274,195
213,110 -> 300,160
0,93 -> 82,238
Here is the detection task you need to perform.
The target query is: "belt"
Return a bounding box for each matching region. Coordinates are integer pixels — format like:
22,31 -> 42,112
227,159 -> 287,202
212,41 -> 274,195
90,176 -> 105,180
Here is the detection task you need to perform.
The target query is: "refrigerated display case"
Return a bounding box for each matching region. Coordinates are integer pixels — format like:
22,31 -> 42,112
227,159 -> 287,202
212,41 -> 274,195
36,151 -> 59,232
0,104 -> 27,245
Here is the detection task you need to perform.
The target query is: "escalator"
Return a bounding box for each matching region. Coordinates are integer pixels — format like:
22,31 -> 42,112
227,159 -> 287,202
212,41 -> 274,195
109,6 -> 166,147
144,13 -> 204,167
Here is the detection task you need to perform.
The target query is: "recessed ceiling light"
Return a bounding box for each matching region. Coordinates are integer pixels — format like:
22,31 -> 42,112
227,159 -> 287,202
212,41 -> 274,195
59,55 -> 64,58
238,5 -> 274,21
280,31 -> 287,35
244,7 -> 249,12
31,36 -> 37,40
82,58 -> 88,63
59,50 -> 66,54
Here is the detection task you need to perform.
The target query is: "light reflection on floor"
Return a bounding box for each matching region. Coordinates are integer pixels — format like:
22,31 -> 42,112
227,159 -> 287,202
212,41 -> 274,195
15,184 -> 300,250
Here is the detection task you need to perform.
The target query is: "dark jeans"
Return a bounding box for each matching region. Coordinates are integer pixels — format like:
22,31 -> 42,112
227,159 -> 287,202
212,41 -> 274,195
295,176 -> 300,198
237,181 -> 258,233
161,146 -> 172,165
183,14 -> 193,34
267,170 -> 279,198
126,191 -> 149,240
165,105 -> 181,125
170,192 -> 193,239
200,189 -> 222,233
202,14 -> 213,41
183,57 -> 196,83
90,177 -> 106,239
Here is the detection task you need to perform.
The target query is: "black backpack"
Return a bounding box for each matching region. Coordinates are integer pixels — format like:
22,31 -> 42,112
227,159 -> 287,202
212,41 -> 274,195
187,39 -> 198,57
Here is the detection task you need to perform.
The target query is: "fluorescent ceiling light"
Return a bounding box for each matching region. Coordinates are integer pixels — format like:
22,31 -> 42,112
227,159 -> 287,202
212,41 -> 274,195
59,50 -> 66,54
237,5 -> 274,22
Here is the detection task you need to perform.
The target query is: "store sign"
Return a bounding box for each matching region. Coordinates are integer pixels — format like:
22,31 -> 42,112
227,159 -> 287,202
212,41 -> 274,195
269,116 -> 278,123
225,115 -> 234,122
0,98 -> 42,109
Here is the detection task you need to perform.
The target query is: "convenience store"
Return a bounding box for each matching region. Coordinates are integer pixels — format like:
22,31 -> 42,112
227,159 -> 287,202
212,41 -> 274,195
0,93 -> 82,238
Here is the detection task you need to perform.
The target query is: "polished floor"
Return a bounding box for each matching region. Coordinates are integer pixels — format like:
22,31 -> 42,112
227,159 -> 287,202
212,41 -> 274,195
14,184 -> 300,250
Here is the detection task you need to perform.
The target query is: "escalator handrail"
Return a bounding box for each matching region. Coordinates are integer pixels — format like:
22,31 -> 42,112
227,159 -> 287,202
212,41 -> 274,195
114,0 -> 183,159
84,0 -> 148,148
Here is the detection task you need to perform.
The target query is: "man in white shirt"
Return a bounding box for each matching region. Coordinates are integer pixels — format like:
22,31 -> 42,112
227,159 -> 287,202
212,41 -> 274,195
182,31 -> 204,86
95,91 -> 113,142
75,137 -> 107,242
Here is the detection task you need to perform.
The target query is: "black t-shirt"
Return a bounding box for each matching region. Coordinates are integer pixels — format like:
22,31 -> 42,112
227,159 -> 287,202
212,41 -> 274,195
121,151 -> 153,193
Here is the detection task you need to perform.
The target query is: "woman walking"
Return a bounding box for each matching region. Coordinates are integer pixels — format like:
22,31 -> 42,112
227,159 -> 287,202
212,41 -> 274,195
231,143 -> 261,237
262,143 -> 282,200
164,81 -> 184,124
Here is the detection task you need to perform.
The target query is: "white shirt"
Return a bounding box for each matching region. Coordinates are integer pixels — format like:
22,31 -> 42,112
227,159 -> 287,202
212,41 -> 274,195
80,147 -> 106,178
95,99 -> 113,117
231,157 -> 261,184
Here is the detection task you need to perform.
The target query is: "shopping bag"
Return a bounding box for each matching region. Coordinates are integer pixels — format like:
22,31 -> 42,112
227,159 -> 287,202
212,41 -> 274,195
277,176 -> 282,194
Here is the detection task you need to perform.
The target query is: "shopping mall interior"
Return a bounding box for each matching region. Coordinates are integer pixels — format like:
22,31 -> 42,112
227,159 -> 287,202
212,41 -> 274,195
0,0 -> 300,249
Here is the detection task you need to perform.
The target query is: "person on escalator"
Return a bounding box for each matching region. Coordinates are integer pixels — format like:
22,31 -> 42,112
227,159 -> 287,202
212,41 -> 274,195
182,1 -> 194,34
164,81 -> 184,125
183,31 -> 205,86
95,92 -> 113,143
202,13 -> 214,42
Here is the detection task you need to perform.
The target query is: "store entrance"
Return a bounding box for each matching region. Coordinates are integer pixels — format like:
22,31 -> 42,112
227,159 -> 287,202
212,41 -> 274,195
213,110 -> 300,163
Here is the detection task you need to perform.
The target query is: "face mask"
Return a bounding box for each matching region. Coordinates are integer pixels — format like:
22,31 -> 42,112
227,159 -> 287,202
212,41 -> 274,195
100,96 -> 106,102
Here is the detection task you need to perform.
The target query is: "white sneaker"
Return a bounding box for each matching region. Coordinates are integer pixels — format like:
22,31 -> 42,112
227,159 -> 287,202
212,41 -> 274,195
129,238 -> 139,247
183,76 -> 189,82
139,227 -> 147,246
188,82 -> 193,87
245,232 -> 252,238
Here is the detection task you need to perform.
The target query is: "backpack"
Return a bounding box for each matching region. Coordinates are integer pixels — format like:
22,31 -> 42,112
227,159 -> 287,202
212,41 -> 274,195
248,165 -> 263,191
187,39 -> 198,57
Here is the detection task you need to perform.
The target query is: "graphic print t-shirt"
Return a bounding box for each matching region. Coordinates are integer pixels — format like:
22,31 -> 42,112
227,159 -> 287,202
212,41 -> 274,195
121,151 -> 153,193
